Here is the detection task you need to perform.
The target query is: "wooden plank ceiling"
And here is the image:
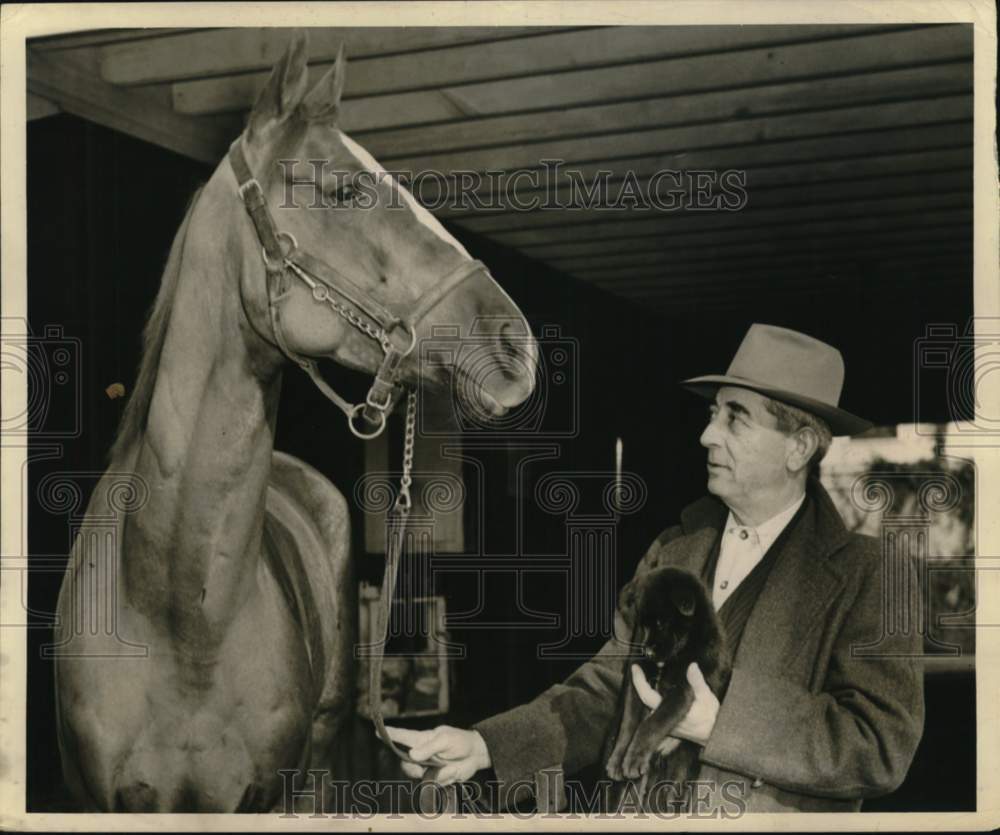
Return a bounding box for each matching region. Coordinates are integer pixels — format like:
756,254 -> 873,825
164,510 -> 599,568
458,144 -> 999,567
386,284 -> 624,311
27,25 -> 973,314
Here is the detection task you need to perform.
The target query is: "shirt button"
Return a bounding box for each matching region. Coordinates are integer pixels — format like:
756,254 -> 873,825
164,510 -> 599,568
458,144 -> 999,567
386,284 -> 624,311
739,529 -> 749,540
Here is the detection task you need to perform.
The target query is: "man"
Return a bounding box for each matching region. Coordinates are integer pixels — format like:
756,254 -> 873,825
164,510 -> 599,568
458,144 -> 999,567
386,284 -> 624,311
386,324 -> 925,813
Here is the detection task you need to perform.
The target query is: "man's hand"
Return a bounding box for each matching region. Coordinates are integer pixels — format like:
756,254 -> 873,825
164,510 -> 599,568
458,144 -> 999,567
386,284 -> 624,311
630,662 -> 720,745
383,725 -> 491,785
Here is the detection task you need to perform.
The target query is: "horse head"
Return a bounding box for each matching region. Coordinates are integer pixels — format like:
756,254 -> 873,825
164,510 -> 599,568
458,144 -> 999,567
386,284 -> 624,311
228,31 -> 537,433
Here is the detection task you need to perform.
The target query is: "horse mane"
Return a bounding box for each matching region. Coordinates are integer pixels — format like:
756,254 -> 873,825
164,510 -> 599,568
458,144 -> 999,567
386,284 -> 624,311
108,186 -> 204,463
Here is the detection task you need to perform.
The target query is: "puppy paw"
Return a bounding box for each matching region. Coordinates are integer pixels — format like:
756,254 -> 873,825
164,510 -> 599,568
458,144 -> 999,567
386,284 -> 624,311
606,748 -> 626,781
622,746 -> 650,780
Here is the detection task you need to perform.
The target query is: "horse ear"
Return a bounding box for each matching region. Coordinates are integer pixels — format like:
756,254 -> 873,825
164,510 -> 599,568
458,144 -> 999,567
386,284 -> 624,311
247,29 -> 311,138
299,44 -> 347,123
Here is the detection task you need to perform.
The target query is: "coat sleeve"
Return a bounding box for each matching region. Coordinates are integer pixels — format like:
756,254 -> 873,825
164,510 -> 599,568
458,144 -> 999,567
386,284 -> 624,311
470,525 -> 681,807
699,540 -> 926,799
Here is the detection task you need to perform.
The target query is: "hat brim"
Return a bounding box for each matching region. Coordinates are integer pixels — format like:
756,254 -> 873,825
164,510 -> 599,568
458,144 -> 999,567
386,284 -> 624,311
681,374 -> 873,436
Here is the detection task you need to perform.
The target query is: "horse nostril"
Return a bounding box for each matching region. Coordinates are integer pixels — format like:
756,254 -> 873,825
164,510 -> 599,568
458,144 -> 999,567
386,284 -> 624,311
497,321 -> 534,376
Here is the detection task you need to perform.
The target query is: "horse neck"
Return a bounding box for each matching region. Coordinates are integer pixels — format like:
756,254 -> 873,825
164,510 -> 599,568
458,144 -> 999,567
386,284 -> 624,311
122,166 -> 283,657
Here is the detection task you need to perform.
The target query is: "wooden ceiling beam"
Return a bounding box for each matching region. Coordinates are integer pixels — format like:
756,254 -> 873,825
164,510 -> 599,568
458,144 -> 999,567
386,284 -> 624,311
594,252 -> 971,297
414,120 -> 960,209
529,212 -> 972,259
440,166 -> 970,228
382,94 -> 970,178
29,28 -> 203,52
356,61 -> 970,159
170,25 -> 962,116
428,134 -> 971,212
618,271 -> 972,312
576,239 -> 971,283
27,93 -> 60,121
101,26 -> 563,86
484,191 -> 971,247
636,268 -> 970,312
461,184 -> 971,238
549,228 -> 970,273
26,47 -> 239,165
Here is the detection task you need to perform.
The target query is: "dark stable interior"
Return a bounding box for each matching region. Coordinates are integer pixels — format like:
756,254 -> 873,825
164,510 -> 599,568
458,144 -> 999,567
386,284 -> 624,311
25,114 -> 975,812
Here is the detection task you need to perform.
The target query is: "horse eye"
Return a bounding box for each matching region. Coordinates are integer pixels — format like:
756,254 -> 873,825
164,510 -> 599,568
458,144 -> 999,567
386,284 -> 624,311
326,181 -> 355,204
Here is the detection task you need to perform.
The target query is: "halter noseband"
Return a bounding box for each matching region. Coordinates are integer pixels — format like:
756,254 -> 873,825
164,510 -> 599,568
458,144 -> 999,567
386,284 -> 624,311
228,137 -> 484,439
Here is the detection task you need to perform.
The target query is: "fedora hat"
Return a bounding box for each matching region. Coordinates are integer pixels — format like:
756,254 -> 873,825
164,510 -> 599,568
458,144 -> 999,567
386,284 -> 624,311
681,323 -> 872,436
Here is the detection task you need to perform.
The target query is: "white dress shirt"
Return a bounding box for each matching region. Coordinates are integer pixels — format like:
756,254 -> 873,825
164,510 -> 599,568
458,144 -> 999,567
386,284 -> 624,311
712,493 -> 806,609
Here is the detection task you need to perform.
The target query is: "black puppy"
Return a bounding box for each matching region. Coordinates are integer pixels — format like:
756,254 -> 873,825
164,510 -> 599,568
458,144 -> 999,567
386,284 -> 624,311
606,566 -> 730,807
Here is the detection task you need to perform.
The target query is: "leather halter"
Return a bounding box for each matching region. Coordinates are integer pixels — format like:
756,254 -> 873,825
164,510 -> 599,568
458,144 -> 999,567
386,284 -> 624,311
228,137 -> 484,438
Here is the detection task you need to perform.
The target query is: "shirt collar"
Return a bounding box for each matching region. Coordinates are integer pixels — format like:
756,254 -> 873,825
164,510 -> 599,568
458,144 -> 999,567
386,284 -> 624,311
725,492 -> 806,552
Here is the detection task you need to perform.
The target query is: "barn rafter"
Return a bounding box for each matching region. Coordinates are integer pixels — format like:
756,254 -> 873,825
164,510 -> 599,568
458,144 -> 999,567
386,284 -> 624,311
27,24 -> 973,313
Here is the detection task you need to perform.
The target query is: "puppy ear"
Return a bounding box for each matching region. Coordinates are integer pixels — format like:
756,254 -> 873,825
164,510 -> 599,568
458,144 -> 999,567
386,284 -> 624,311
618,575 -> 645,626
671,587 -> 696,616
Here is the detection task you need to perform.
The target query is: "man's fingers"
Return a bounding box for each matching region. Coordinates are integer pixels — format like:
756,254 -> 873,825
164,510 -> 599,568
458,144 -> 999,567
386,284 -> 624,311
400,761 -> 426,779
434,765 -> 459,785
410,733 -> 458,763
631,664 -> 662,709
686,663 -> 712,697
384,725 -> 430,748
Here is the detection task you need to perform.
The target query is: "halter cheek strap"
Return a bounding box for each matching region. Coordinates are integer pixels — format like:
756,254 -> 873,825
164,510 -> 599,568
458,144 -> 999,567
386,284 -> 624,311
228,137 -> 484,439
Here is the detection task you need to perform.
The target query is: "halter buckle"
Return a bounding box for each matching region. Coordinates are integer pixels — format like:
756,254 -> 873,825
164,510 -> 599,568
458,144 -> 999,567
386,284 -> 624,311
238,177 -> 263,203
366,387 -> 396,412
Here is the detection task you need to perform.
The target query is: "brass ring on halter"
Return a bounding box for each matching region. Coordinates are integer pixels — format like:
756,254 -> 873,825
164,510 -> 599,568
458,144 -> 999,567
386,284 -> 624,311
261,231 -> 299,271
348,402 -> 387,440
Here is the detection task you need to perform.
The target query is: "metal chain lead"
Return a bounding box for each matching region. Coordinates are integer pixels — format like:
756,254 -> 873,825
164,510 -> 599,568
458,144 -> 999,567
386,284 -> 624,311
286,260 -> 392,351
394,391 -> 417,515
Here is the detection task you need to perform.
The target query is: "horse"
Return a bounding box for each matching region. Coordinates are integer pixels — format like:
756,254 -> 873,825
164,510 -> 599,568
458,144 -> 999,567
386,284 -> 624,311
52,31 -> 537,812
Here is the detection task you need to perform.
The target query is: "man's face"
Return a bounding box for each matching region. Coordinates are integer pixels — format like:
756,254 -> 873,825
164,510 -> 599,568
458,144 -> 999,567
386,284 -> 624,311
699,386 -> 794,512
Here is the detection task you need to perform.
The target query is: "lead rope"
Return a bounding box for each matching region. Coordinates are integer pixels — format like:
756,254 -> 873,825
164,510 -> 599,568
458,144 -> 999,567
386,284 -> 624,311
370,390 -> 419,763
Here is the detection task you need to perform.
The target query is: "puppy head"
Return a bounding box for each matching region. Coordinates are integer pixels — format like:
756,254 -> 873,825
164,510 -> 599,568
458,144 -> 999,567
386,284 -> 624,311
634,568 -> 709,664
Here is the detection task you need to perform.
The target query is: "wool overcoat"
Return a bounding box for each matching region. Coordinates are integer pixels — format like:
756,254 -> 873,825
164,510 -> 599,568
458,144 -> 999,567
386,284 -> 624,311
472,479 -> 925,813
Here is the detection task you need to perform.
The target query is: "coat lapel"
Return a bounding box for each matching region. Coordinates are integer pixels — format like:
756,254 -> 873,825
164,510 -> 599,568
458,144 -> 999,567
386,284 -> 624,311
656,496 -> 727,575
661,481 -> 852,675
731,481 -> 850,674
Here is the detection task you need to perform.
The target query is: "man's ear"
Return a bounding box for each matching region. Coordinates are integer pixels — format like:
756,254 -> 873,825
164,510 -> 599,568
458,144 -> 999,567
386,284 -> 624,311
299,44 -> 347,124
247,30 -> 311,140
787,425 -> 819,475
